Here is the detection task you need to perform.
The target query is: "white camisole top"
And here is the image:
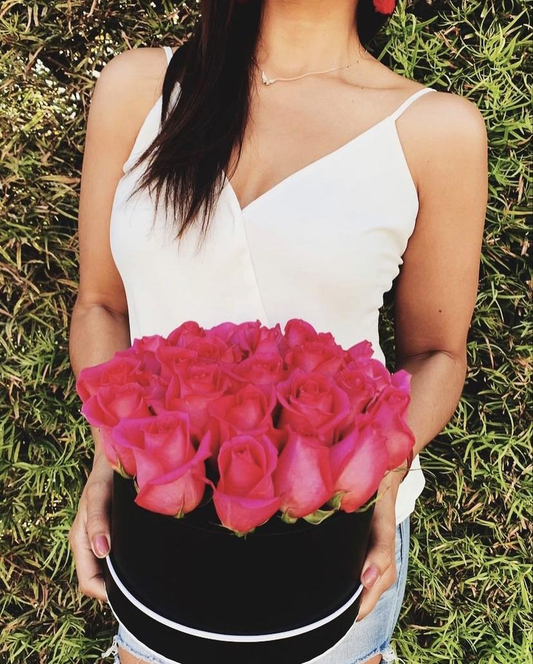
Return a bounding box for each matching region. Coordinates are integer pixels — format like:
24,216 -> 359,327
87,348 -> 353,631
110,45 -> 437,525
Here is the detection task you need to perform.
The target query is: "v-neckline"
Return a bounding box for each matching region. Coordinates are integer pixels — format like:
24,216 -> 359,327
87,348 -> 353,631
224,113 -> 395,217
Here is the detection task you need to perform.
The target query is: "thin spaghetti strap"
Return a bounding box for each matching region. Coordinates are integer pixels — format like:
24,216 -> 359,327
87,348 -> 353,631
162,45 -> 174,66
388,87 -> 437,122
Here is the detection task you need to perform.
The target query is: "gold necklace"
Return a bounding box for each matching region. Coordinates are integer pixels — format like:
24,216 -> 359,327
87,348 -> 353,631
259,56 -> 362,86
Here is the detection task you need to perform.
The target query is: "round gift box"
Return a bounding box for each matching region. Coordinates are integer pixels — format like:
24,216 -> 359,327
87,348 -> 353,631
103,471 -> 376,664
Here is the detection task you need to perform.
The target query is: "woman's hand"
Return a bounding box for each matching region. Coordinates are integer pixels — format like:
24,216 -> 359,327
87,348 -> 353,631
357,471 -> 401,621
69,451 -> 113,601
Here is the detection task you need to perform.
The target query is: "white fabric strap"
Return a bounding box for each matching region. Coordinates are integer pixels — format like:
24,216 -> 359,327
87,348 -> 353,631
389,87 -> 436,122
104,555 -> 363,643
163,45 -> 174,65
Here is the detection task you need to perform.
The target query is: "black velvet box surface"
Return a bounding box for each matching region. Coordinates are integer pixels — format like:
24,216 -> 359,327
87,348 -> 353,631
103,471 -> 375,664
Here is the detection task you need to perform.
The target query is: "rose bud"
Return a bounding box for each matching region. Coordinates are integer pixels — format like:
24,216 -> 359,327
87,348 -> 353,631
211,434 -> 280,536
161,362 -> 232,438
75,355 -> 145,403
276,368 -> 351,445
284,335 -> 345,376
114,334 -> 169,375
283,318 -> 320,346
272,430 -> 334,520
132,414 -> 212,517
166,321 -> 206,347
207,383 -> 282,455
329,414 -> 388,512
366,370 -> 415,469
221,351 -> 287,396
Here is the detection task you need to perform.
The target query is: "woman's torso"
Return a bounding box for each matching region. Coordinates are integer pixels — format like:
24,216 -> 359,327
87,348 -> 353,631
110,45 -> 436,524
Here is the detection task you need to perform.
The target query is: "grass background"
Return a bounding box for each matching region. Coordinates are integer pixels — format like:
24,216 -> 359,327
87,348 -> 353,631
0,0 -> 531,662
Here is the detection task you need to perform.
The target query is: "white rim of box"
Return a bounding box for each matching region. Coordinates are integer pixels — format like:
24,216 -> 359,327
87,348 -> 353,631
104,555 -> 363,643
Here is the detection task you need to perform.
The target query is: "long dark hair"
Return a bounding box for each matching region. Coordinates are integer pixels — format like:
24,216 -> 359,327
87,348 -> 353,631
124,0 -> 392,249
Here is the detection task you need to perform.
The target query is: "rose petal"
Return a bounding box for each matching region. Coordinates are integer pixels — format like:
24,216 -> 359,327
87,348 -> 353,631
135,466 -> 208,516
330,421 -> 388,512
212,490 -> 280,535
273,431 -> 334,519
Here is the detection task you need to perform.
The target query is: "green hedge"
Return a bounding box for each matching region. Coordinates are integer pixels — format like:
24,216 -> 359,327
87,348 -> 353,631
1,1 -> 530,662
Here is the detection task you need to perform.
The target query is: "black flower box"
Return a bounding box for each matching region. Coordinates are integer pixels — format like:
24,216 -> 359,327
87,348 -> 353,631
103,471 -> 375,664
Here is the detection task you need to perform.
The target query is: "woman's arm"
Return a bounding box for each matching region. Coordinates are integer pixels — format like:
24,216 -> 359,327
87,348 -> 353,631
68,46 -> 169,600
358,90 -> 489,620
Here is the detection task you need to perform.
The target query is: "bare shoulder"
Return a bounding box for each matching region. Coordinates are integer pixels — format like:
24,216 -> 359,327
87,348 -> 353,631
101,46 -> 169,81
93,46 -> 170,116
391,82 -> 488,194
413,88 -> 487,147
416,90 -> 488,187
372,59 -> 487,144
384,63 -> 488,138
84,46 -> 173,175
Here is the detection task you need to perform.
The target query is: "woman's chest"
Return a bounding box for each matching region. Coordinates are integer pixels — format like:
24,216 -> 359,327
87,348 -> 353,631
111,119 -> 418,287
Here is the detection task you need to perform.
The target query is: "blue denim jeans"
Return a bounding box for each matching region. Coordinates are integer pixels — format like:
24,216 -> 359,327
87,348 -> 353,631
101,517 -> 410,664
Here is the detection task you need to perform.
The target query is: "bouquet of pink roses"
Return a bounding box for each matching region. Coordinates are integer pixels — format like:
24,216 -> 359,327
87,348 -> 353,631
76,318 -> 414,536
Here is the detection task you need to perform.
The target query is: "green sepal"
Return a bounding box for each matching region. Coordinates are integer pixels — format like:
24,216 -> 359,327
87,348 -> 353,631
281,511 -> 299,525
326,491 -> 345,510
233,527 -> 255,538
209,522 -> 256,538
114,459 -> 133,480
356,493 -> 380,513
302,508 -> 336,525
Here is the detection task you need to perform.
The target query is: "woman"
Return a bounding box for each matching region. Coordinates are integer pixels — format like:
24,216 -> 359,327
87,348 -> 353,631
68,1 -> 488,662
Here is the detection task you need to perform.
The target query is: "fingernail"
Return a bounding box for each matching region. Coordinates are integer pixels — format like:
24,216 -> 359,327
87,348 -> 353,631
93,535 -> 110,557
362,565 -> 379,588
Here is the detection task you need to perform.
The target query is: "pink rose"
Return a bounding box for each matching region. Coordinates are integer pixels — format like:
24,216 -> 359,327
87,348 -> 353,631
155,346 -> 199,384
211,434 -> 280,535
143,374 -> 170,406
276,369 -> 351,445
166,321 -> 206,347
80,383 -> 151,430
283,335 -> 345,376
366,369 -> 415,469
111,410 -> 195,478
341,341 -> 391,392
333,365 -> 381,436
272,430 -> 334,519
283,318 -> 320,346
157,361 -> 232,438
205,321 -> 241,344
127,333 -> 168,356
221,351 -> 287,395
358,359 -> 391,392
334,365 -> 379,414
330,414 -> 388,512
213,320 -> 262,352
76,356 -> 146,402
344,339 -> 374,365
210,320 -> 288,360
207,383 -> 284,456
80,382 -> 157,473
186,334 -> 233,364
254,323 -> 290,356
115,334 -> 168,376
131,412 -> 212,516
